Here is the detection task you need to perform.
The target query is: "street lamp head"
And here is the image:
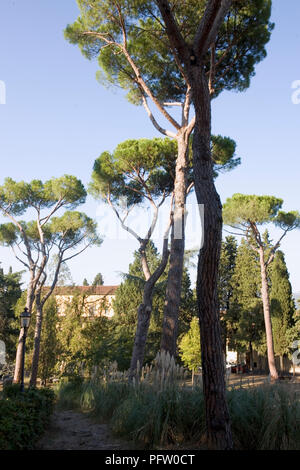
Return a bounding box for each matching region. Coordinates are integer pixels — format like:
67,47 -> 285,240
20,307 -> 31,329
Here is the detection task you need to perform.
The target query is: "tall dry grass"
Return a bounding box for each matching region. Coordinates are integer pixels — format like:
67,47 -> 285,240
56,352 -> 300,449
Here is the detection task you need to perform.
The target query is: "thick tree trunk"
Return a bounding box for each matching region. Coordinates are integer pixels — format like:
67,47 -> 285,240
129,233 -> 171,380
160,134 -> 189,357
13,284 -> 35,384
191,68 -> 233,450
259,248 -> 278,381
129,288 -> 153,380
30,291 -> 43,387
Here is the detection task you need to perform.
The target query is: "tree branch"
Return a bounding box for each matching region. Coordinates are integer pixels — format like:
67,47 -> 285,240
141,95 -> 177,138
107,197 -> 142,244
155,0 -> 190,68
193,0 -> 232,60
266,229 -> 289,266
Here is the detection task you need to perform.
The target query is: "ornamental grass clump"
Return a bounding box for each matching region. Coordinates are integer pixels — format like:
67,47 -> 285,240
56,376 -> 85,410
56,358 -> 300,449
110,384 -> 205,447
228,384 -> 300,450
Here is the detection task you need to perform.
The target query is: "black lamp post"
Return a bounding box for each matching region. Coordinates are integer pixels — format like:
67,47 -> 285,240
20,307 -> 31,392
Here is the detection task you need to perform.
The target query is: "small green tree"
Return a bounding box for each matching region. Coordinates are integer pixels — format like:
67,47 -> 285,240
56,292 -> 111,376
178,317 -> 201,385
83,278 -> 89,286
223,194 -> 300,380
0,266 -> 23,361
56,293 -> 85,377
92,273 -> 104,286
38,296 -> 59,386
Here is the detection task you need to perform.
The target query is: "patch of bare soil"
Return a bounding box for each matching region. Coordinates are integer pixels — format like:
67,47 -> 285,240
36,408 -> 134,450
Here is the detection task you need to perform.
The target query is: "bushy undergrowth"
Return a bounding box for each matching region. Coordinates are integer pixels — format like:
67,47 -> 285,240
0,384 -> 55,450
110,384 -> 205,447
228,385 -> 300,450
56,355 -> 300,450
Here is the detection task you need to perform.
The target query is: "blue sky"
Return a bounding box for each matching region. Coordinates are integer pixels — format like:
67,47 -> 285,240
0,0 -> 299,292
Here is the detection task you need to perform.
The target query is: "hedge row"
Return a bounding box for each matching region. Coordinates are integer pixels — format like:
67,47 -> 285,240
0,384 -> 55,450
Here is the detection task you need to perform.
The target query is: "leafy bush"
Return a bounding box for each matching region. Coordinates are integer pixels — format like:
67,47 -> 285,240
0,385 -> 55,450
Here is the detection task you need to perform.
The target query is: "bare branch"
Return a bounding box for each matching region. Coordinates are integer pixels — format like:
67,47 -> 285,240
163,102 -> 183,107
186,182 -> 194,195
62,244 -> 92,263
40,197 -> 63,226
11,245 -> 30,269
107,197 -> 142,244
141,95 -> 177,138
223,228 -> 246,237
266,229 -> 289,266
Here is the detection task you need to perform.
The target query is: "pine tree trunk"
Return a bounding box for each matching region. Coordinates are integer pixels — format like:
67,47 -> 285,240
129,282 -> 157,380
259,248 -> 278,381
13,284 -> 35,384
30,292 -> 43,387
160,134 -> 189,358
191,67 -> 233,450
129,239 -> 170,380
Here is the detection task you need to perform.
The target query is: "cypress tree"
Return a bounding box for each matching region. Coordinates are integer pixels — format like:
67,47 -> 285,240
218,236 -> 238,356
269,250 -> 295,372
228,240 -> 264,369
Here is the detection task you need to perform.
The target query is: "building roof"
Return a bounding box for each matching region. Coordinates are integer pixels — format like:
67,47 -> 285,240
53,285 -> 119,296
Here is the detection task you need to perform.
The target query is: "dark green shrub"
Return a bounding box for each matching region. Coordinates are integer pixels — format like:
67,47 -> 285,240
0,386 -> 55,450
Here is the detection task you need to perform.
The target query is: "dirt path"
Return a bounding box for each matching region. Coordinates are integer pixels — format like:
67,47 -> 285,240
36,408 -> 133,450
